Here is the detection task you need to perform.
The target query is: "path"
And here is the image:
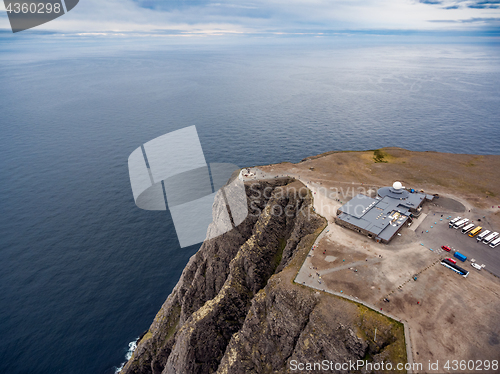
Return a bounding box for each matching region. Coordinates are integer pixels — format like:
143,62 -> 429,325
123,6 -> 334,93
409,213 -> 427,232
318,257 -> 382,276
295,272 -> 414,374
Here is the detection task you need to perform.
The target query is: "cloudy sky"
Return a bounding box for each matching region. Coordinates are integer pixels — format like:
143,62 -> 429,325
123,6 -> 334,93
1,0 -> 500,36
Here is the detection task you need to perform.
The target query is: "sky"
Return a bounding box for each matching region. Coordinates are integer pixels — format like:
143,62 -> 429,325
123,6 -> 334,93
0,0 -> 499,37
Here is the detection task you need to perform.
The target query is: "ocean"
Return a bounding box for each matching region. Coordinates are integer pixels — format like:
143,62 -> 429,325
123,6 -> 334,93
0,35 -> 499,374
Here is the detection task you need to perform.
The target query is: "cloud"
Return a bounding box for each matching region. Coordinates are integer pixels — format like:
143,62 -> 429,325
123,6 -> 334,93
429,16 -> 500,21
468,4 -> 499,8
0,0 -> 499,34
419,0 -> 500,9
419,0 -> 443,4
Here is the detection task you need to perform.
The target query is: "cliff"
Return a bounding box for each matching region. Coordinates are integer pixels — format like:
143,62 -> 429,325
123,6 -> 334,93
121,178 -> 406,374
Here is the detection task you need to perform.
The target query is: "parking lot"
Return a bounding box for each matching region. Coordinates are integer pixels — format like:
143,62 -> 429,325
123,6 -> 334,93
415,212 -> 500,277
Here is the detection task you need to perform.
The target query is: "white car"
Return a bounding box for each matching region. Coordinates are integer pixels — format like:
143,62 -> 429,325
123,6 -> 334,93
471,262 -> 482,270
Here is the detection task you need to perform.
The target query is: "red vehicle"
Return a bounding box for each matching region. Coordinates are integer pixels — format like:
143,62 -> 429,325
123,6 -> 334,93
441,245 -> 451,252
446,258 -> 457,264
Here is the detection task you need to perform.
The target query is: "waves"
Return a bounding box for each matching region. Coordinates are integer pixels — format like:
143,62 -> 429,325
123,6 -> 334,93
115,338 -> 139,373
1,41 -> 499,374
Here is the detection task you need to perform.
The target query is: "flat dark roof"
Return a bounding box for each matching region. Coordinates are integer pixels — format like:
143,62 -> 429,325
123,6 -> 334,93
337,187 -> 428,242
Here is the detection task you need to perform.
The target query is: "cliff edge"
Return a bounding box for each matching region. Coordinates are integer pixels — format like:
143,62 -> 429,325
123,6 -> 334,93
121,178 -> 406,374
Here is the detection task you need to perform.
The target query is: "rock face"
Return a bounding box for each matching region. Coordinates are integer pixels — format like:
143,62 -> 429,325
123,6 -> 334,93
121,178 -> 405,374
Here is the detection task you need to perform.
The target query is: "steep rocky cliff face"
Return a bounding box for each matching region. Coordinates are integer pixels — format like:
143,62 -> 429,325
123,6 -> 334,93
121,178 -> 405,374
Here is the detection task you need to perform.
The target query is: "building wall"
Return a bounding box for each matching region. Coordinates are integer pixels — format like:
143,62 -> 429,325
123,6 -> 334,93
376,221 -> 406,244
334,217 -> 375,239
334,216 -> 405,244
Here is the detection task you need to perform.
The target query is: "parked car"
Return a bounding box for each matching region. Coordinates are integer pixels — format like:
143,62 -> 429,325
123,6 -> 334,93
471,263 -> 482,270
446,258 -> 457,264
441,245 -> 451,252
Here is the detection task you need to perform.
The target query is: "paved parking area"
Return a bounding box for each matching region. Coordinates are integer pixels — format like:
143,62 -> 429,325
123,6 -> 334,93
416,213 -> 500,277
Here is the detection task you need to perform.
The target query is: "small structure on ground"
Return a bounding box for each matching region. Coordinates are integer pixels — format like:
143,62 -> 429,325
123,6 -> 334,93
335,181 -> 433,243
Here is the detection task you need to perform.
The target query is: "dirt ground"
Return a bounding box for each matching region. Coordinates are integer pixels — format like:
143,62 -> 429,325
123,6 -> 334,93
259,147 -> 500,225
384,265 -> 500,373
257,148 -> 500,373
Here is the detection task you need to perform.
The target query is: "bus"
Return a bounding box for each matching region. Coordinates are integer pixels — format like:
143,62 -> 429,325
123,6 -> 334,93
453,218 -> 469,229
468,226 -> 482,237
441,258 -> 469,278
462,223 -> 475,234
490,237 -> 500,248
449,217 -> 461,227
477,230 -> 491,242
483,232 -> 499,245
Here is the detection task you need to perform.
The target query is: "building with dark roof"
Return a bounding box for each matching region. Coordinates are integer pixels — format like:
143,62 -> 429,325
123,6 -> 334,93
335,182 -> 433,244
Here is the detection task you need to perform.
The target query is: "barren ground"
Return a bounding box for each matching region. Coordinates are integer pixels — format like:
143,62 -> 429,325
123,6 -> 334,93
256,148 -> 500,373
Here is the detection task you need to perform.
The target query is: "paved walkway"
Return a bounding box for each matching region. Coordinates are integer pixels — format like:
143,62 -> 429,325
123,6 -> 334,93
409,213 -> 427,232
295,269 -> 414,374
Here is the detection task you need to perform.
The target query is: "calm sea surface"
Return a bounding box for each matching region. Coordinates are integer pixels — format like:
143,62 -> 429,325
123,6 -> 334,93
0,36 -> 499,373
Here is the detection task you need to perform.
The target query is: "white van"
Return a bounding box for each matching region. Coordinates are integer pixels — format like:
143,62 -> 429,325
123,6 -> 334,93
477,230 -> 491,241
483,232 -> 499,245
461,223 -> 475,234
453,218 -> 469,229
489,237 -> 500,248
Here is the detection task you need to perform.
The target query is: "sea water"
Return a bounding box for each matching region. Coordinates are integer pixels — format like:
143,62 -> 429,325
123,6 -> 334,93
0,36 -> 499,374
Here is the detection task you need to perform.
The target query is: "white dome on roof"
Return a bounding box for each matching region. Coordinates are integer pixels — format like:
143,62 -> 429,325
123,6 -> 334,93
393,181 -> 403,190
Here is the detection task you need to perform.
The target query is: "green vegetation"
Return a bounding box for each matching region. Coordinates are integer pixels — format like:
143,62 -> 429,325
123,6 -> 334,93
272,237 -> 287,273
164,305 -> 181,341
465,156 -> 484,168
355,305 -> 407,373
152,304 -> 181,345
138,330 -> 153,346
373,149 -> 388,163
